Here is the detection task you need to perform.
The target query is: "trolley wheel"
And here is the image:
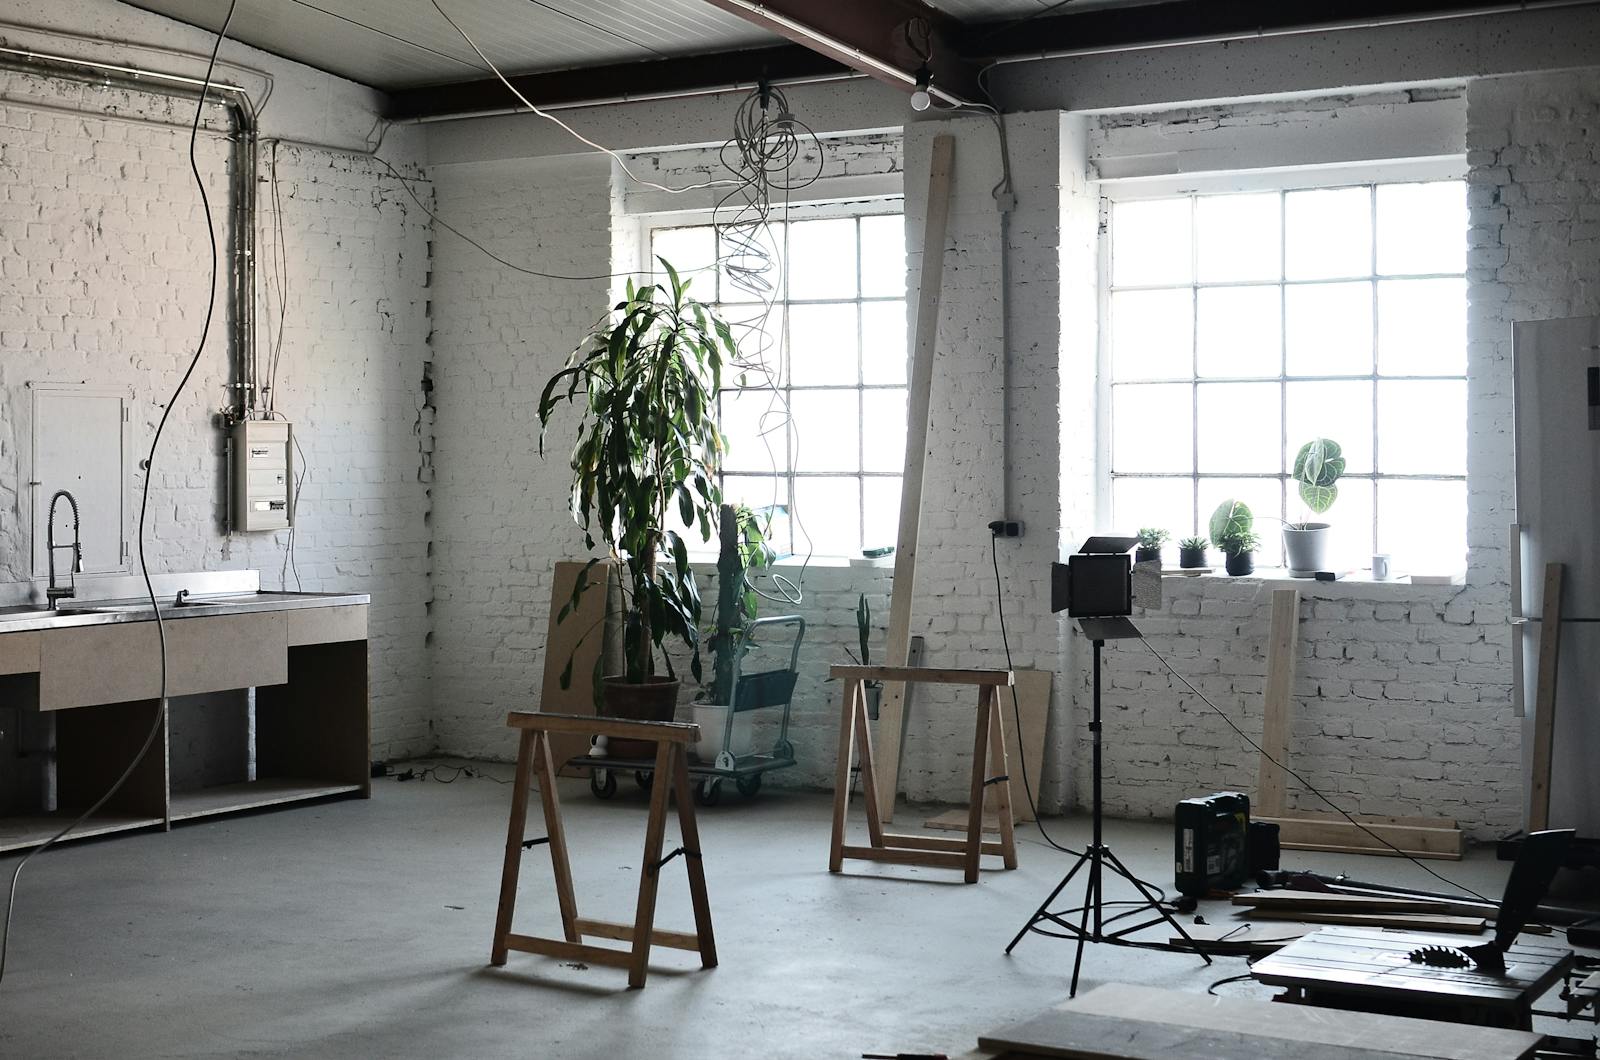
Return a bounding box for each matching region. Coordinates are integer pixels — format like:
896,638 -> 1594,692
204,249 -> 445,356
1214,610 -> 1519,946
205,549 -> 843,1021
735,773 -> 763,798
695,779 -> 722,807
634,770 -> 654,791
590,769 -> 617,799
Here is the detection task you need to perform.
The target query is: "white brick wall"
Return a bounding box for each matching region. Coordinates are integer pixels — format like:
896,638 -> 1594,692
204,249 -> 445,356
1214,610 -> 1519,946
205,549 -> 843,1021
0,67 -> 435,760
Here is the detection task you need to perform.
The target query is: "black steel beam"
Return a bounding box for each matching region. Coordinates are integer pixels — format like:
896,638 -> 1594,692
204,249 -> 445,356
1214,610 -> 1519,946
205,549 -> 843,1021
963,0 -> 1568,59
384,43 -> 848,122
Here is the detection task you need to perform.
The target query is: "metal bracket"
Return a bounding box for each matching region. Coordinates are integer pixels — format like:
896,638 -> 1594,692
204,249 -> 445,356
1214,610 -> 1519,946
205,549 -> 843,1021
521,836 -> 550,850
984,774 -> 1010,787
647,847 -> 701,877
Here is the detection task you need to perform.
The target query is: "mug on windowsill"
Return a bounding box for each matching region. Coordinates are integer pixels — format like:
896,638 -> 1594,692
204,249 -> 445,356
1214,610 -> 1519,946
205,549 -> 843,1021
1372,554 -> 1392,580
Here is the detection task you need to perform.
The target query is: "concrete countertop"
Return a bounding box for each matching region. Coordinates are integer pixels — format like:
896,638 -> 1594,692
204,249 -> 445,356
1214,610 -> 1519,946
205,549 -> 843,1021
0,590 -> 370,634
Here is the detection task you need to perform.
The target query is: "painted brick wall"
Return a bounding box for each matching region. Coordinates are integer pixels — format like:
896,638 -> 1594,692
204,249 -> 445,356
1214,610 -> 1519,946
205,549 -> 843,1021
0,68 -> 435,759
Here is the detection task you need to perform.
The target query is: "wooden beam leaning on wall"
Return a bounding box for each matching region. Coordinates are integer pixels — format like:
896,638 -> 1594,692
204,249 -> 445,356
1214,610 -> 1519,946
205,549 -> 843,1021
1251,587 -> 1466,860
871,134 -> 955,824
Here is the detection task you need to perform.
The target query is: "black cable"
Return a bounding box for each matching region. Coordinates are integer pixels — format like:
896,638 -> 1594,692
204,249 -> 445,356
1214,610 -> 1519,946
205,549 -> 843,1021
0,0 -> 239,988
1139,639 -> 1493,905
989,532 -> 1080,856
1207,969 -> 1258,996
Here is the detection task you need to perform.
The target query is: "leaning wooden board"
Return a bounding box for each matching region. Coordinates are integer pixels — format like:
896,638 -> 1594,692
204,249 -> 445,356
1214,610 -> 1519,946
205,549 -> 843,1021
1233,889 -> 1454,913
925,668 -> 1050,827
978,982 -> 1542,1060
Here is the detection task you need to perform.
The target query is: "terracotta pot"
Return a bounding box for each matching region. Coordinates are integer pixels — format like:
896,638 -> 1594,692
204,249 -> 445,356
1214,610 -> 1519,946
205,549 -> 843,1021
1225,551 -> 1254,577
600,676 -> 680,759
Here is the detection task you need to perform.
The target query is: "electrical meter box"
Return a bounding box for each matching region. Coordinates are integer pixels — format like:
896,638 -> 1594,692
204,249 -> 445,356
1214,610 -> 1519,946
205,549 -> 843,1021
231,420 -> 293,531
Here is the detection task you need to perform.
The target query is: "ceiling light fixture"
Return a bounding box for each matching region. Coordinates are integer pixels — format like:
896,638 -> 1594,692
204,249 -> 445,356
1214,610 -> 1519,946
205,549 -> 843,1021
909,66 -> 933,111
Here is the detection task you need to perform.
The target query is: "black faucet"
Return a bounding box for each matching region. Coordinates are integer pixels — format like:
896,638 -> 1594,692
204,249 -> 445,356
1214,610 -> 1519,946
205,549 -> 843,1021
45,490 -> 83,606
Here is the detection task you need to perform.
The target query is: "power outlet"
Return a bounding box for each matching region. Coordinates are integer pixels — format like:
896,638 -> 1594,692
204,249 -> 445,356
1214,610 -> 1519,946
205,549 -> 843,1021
989,520 -> 1025,538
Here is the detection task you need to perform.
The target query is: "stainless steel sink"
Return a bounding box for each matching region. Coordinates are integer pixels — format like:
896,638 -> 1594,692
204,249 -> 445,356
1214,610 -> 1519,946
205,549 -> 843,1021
0,604 -> 105,621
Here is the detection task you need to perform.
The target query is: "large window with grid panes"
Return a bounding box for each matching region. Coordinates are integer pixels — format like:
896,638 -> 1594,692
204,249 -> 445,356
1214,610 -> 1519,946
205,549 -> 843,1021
649,208 -> 907,559
1103,177 -> 1468,574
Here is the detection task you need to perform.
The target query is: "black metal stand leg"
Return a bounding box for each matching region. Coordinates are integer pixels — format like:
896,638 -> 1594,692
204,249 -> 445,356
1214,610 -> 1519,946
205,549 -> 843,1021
1005,850 -> 1089,953
1069,849 -> 1097,997
1100,847 -> 1212,963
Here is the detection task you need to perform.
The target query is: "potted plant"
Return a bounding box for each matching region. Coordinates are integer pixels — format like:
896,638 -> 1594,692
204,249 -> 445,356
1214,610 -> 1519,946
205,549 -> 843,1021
1178,536 -> 1209,569
538,261 -> 735,757
1135,528 -> 1169,566
1283,437 -> 1345,575
695,502 -> 773,761
1210,500 -> 1258,576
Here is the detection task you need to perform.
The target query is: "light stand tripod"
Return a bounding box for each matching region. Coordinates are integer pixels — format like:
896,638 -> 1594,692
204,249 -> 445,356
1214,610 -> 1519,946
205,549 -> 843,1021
1005,616 -> 1211,997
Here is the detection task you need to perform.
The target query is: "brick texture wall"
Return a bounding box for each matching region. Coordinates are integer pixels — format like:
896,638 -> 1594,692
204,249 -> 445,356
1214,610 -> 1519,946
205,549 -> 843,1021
0,69 -> 435,759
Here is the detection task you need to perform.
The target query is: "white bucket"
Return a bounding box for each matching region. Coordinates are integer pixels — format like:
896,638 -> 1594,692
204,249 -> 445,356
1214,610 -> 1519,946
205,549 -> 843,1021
692,703 -> 753,762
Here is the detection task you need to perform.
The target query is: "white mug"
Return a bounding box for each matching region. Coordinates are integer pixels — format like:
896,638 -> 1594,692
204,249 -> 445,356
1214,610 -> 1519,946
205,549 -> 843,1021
1372,554 -> 1392,580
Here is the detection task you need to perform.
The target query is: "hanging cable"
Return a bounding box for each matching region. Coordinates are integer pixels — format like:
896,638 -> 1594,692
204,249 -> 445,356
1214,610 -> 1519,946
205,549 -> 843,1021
0,0 -> 239,988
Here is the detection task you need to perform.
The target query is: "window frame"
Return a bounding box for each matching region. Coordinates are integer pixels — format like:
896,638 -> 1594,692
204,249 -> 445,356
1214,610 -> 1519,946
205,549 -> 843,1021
642,197 -> 908,559
1096,164 -> 1470,570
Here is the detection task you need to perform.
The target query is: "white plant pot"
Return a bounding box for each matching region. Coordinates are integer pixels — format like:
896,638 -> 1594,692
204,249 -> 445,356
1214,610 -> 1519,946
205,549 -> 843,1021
692,703 -> 753,762
1282,523 -> 1331,575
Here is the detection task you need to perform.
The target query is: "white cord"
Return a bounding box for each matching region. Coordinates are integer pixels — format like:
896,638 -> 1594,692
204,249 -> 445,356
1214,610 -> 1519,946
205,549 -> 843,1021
0,0 -> 239,989
428,0 -> 740,196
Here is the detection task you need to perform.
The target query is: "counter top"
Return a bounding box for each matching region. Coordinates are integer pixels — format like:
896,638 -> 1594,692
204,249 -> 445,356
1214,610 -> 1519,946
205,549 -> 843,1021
0,590 -> 369,634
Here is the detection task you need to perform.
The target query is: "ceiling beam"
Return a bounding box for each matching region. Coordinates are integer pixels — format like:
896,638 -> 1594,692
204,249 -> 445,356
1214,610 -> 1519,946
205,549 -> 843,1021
699,0 -> 981,107
964,0 -> 1586,59
384,43 -> 851,122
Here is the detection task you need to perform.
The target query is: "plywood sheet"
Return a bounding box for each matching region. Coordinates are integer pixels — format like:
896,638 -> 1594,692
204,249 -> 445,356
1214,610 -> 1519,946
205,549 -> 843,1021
0,631 -> 40,676
540,559 -> 616,775
925,668 -> 1049,827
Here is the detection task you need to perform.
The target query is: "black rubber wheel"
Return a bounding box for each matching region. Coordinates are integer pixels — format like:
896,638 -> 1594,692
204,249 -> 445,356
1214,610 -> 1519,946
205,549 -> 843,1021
695,779 -> 722,807
735,773 -> 762,798
590,770 -> 617,799
634,770 -> 653,791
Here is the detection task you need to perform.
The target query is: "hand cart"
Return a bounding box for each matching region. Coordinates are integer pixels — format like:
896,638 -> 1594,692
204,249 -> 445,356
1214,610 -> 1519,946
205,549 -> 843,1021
574,615 -> 804,806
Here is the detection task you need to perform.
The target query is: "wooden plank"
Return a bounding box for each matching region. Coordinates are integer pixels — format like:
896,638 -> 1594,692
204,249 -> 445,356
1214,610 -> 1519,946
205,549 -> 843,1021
964,683 -> 992,883
1257,588 -> 1300,816
166,779 -> 363,820
1247,908 -> 1487,933
1233,890 -> 1455,914
990,982 -> 1544,1060
505,711 -> 698,743
1258,815 -> 1464,859
874,132 -> 955,824
924,808 -> 1002,834
1529,561 -> 1563,831
832,664 -> 1013,686
828,679 -> 858,873
539,559 -> 615,774
1508,522 -> 1525,718
838,844 -> 967,869
669,744 -> 718,969
986,688 -> 1019,869
880,831 -> 1009,856
1274,808 -> 1458,830
983,1010 -> 1416,1060
533,732 -> 581,944
627,740 -> 675,988
572,918 -> 700,953
491,729 -> 537,967
501,933 -> 634,970
0,630 -> 40,676
1270,839 -> 1463,861
1168,920 -> 1314,954
1007,669 -> 1049,822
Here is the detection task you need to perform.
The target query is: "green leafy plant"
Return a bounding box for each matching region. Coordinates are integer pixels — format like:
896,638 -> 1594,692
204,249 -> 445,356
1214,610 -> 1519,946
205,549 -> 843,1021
1179,536 -> 1208,551
847,593 -> 874,672
705,502 -> 775,704
1218,530 -> 1261,555
1136,527 -> 1170,549
1208,499 -> 1254,551
1291,437 -> 1346,523
538,259 -> 737,688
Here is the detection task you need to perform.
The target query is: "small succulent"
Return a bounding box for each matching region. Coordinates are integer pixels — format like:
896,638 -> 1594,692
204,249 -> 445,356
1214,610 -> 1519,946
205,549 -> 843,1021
1136,527 -> 1170,549
1218,530 -> 1261,555
1179,536 -> 1208,551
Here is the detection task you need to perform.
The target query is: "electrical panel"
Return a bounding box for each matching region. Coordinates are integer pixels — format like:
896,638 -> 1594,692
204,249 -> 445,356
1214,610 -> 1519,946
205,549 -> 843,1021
231,420 -> 292,532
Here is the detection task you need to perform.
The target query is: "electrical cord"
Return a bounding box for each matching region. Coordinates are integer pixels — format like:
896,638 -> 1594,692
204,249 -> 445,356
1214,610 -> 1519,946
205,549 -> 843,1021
1139,637 -> 1494,905
0,0 -> 238,988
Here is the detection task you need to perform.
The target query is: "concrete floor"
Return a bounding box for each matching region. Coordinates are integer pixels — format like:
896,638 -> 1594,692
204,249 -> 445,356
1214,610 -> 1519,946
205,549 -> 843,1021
0,765 -> 1558,1059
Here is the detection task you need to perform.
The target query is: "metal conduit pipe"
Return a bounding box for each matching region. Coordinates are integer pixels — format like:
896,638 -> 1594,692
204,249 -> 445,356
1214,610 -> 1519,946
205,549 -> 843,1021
980,0 -> 1600,65
0,43 -> 260,420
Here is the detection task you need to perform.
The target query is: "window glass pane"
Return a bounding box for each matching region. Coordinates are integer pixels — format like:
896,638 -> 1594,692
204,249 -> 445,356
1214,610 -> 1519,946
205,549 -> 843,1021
786,218 -> 857,300
1286,282 -> 1373,376
1197,286 -> 1280,378
1378,479 -> 1466,574
1376,380 -> 1466,475
862,389 -> 907,473
1285,187 -> 1371,280
793,477 -> 860,556
1111,198 -> 1192,287
718,221 -> 782,304
859,214 -> 906,297
724,475 -> 790,554
1197,382 -> 1280,473
1198,478 -> 1285,559
651,225 -> 717,297
861,300 -> 907,384
1111,477 -> 1192,540
788,390 -> 859,472
1377,182 -> 1466,276
788,303 -> 858,386
720,389 -> 786,474
1112,383 -> 1192,473
1285,380 -> 1374,474
862,477 -> 901,550
1111,289 -> 1193,381
1196,193 -> 1281,282
1377,278 -> 1467,376
1318,477 -> 1374,572
717,303 -> 783,385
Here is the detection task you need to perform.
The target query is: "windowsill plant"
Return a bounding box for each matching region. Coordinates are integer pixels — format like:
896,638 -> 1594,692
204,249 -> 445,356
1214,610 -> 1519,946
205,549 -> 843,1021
1283,437 -> 1346,575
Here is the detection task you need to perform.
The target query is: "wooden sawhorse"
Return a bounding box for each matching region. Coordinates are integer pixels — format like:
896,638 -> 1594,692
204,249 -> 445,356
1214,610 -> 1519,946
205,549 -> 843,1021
828,666 -> 1018,883
491,712 -> 716,989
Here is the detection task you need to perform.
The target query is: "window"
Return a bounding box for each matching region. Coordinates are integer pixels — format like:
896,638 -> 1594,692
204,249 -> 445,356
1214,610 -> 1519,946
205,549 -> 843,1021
649,210 -> 907,558
1104,180 -> 1468,572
